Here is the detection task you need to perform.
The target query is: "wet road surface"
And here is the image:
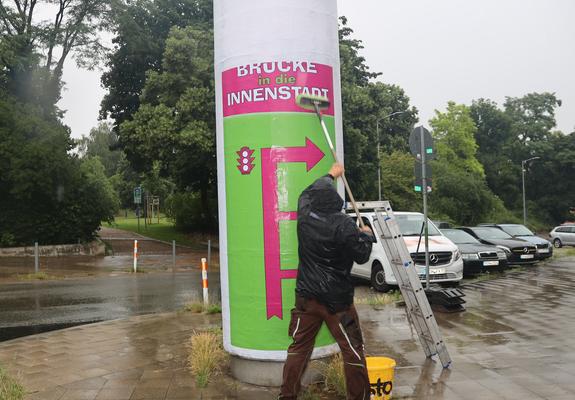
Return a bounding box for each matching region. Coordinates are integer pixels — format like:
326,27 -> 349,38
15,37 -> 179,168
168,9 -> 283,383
0,257 -> 573,399
0,272 -> 221,341
361,256 -> 575,399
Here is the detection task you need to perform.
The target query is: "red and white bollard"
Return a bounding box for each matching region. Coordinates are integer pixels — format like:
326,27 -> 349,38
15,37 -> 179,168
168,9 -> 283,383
133,240 -> 138,273
201,257 -> 209,305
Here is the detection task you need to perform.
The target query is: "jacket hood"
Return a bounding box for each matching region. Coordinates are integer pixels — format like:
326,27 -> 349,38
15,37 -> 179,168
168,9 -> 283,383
310,185 -> 344,214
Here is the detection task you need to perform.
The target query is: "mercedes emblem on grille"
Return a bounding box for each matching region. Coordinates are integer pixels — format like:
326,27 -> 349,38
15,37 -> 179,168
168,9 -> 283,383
430,254 -> 439,264
523,247 -> 529,253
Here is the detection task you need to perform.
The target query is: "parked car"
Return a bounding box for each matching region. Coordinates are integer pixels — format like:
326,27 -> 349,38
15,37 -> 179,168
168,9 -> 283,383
433,220 -> 452,229
349,211 -> 463,292
441,228 -> 508,276
480,223 -> 553,259
456,227 -> 539,265
549,225 -> 575,248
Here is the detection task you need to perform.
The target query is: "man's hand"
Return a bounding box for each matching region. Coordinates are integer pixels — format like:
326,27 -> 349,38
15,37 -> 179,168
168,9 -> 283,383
360,225 -> 373,235
329,163 -> 344,179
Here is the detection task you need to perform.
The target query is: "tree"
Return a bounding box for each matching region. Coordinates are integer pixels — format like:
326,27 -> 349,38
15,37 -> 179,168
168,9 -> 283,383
504,92 -> 562,144
119,26 -> 215,225
379,151 -> 420,211
100,0 -> 213,128
80,156 -> 120,222
471,94 -> 568,224
0,93 -> 117,245
429,163 -> 501,226
470,99 -> 520,209
0,0 -> 111,106
77,122 -> 123,177
430,102 -> 484,178
525,131 -> 575,224
428,102 -> 504,225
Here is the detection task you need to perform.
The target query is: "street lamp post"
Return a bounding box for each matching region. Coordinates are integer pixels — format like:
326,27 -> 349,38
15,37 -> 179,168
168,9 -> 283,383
522,156 -> 540,226
376,111 -> 406,201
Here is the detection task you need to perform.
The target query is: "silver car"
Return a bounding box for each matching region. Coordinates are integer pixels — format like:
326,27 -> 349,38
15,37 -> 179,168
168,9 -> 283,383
549,225 -> 575,248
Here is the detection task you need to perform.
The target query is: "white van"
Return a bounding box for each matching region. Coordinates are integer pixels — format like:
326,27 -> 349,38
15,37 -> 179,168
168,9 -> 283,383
349,211 -> 464,292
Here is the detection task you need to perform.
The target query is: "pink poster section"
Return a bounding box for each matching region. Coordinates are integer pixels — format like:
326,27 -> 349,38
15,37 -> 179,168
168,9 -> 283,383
222,61 -> 334,117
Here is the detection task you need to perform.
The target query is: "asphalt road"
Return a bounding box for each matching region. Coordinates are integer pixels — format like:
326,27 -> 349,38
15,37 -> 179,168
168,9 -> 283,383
0,272 -> 221,341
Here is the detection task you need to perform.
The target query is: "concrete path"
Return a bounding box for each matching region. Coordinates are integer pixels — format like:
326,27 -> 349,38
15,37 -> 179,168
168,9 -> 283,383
0,257 -> 574,399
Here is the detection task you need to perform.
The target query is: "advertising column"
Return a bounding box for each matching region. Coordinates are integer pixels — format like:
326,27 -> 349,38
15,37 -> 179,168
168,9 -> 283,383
214,0 -> 343,365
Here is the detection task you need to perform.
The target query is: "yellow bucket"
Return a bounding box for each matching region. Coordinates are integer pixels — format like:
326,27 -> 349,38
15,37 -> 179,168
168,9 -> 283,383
366,357 -> 396,399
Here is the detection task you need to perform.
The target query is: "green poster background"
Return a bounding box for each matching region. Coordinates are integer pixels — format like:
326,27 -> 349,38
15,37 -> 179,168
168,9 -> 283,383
224,112 -> 337,350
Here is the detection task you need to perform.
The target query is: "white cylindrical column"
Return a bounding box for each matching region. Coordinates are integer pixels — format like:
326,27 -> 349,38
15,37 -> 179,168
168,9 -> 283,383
214,0 -> 343,366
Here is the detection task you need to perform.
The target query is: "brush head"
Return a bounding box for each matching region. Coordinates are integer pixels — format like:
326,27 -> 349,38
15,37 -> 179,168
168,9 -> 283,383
296,94 -> 330,111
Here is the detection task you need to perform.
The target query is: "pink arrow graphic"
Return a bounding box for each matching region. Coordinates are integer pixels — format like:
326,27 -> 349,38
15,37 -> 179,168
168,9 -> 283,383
261,137 -> 325,319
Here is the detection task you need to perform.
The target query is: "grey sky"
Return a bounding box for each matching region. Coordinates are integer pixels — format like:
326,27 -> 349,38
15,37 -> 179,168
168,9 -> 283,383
59,0 -> 575,138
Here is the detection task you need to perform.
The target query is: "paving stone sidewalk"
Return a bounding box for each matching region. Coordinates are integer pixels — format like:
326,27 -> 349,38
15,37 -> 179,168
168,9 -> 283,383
1,257 -> 574,399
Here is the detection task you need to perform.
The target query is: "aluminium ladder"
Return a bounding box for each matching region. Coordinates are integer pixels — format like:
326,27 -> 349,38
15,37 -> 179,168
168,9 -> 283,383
369,201 -> 452,368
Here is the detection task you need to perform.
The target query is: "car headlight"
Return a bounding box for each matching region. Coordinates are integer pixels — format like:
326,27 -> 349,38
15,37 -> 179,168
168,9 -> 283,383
496,245 -> 511,254
453,249 -> 461,261
461,253 -> 479,260
496,251 -> 507,260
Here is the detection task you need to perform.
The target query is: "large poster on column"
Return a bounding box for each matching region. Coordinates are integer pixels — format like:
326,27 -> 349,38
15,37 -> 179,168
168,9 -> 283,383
214,0 -> 344,361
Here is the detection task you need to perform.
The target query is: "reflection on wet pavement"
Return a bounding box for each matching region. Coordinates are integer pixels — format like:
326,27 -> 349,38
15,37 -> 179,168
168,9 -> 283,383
361,259 -> 575,399
0,258 -> 573,399
0,272 -> 221,341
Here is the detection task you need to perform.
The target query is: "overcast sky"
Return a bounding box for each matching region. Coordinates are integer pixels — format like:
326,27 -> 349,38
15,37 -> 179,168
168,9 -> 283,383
59,0 -> 575,138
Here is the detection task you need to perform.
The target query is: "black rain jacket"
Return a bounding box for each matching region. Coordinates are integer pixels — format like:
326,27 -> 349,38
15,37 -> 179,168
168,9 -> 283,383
295,175 -> 375,311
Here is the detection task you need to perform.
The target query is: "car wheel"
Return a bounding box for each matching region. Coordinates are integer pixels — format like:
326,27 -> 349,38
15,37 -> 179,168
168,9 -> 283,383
553,238 -> 562,248
371,262 -> 391,293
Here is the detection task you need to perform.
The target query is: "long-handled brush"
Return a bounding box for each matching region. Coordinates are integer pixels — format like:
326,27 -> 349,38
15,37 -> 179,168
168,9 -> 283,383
296,94 -> 365,228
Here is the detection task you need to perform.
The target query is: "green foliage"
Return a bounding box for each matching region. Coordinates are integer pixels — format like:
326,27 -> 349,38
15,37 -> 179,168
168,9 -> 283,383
429,163 -> 501,226
119,26 -> 216,226
0,0 -> 111,107
380,151 -> 420,211
470,99 -> 520,209
110,216 -> 202,248
101,0 -> 213,126
0,95 -> 117,246
471,94 -> 573,225
320,353 -> 346,397
430,102 -> 484,178
184,301 -> 222,314
426,102 -> 507,225
526,131 -> 575,224
165,192 -> 216,232
0,365 -> 24,400
77,122 -> 123,177
80,157 -> 120,223
187,330 -> 227,388
504,92 -> 562,144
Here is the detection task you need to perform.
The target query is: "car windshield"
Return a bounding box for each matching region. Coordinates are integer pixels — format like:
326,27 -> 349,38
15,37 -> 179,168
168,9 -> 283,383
472,227 -> 513,240
442,229 -> 480,244
396,214 -> 441,236
501,225 -> 534,236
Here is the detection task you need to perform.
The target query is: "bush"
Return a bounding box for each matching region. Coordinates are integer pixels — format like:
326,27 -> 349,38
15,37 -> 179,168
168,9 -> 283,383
187,330 -> 227,387
165,192 -> 216,231
0,366 -> 25,400
0,95 -> 119,246
320,353 -> 346,397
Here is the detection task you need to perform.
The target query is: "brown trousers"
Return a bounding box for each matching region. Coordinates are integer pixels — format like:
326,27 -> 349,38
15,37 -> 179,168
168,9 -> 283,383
279,296 -> 370,400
